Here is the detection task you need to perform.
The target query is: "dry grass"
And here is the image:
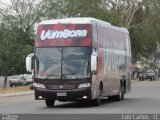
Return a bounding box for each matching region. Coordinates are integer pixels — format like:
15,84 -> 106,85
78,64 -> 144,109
0,86 -> 31,94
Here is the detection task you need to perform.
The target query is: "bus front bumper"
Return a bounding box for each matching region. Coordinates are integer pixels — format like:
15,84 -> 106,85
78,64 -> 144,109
34,87 -> 91,101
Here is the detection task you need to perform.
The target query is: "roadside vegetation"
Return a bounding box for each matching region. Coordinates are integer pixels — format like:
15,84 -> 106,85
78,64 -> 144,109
0,0 -> 160,76
0,86 -> 31,94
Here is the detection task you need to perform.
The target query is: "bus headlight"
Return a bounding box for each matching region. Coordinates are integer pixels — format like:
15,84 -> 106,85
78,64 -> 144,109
78,83 -> 91,88
33,83 -> 46,88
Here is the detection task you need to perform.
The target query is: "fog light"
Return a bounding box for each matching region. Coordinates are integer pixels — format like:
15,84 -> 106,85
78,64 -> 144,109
83,96 -> 87,99
38,96 -> 43,99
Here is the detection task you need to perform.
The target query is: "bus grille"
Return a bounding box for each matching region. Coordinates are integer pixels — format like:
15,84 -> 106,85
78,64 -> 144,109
47,85 -> 76,90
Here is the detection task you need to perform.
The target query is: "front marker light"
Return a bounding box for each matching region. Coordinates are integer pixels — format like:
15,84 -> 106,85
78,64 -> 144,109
78,83 -> 91,88
33,83 -> 46,88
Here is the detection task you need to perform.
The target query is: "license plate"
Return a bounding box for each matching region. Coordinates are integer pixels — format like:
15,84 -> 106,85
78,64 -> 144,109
57,92 -> 67,96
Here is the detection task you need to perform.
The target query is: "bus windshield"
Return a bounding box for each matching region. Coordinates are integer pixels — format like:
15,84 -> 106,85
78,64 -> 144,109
35,47 -> 92,79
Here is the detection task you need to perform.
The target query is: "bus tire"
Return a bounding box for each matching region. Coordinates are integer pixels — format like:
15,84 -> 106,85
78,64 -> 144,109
108,84 -> 124,101
45,99 -> 55,108
92,97 -> 101,106
115,84 -> 124,101
108,96 -> 114,101
92,84 -> 103,106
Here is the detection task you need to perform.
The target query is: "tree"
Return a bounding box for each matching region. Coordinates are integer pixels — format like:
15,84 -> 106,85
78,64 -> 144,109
99,0 -> 160,60
0,0 -> 45,46
1,0 -> 160,83
0,22 -> 33,87
0,0 -> 43,87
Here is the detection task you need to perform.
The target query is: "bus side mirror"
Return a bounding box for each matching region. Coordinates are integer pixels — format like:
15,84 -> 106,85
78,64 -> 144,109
26,53 -> 34,72
91,50 -> 97,75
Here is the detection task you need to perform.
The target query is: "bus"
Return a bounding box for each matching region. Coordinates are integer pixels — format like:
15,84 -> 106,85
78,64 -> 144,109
26,17 -> 132,107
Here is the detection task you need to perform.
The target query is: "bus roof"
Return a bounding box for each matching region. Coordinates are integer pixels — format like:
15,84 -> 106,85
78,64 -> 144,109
39,17 -> 129,33
39,17 -> 101,24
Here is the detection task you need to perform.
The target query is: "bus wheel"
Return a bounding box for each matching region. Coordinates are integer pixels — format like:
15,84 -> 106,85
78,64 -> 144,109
115,84 -> 124,101
92,84 -> 103,106
45,99 -> 55,108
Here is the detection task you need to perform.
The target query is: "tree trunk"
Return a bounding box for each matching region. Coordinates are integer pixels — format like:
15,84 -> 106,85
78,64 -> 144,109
3,74 -> 8,89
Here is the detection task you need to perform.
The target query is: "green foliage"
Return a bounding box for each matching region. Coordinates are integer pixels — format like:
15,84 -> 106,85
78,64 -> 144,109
0,25 -> 32,75
0,0 -> 160,75
0,0 -> 44,75
44,0 -> 108,20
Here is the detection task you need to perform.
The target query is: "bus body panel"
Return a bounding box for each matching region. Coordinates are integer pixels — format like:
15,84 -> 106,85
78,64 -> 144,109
91,20 -> 131,98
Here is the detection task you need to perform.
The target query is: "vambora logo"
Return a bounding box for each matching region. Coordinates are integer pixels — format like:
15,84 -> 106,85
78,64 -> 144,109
36,24 -> 91,47
40,29 -> 88,40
